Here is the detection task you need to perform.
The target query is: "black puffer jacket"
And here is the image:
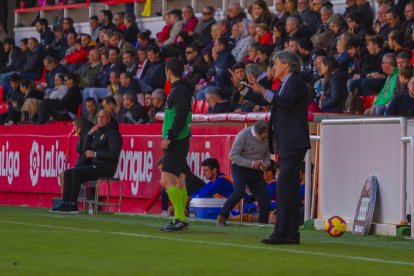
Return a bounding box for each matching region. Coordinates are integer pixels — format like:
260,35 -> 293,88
75,119 -> 94,167
86,118 -> 123,174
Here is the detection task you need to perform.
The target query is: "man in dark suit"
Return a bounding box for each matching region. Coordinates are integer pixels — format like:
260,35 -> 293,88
230,50 -> 311,245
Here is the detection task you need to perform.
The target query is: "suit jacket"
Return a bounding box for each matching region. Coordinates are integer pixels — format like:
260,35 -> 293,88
244,74 -> 311,154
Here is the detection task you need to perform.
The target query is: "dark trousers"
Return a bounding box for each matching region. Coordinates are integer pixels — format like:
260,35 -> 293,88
271,149 -> 307,242
348,77 -> 386,96
39,98 -> 71,123
161,188 -> 169,211
220,164 -> 270,224
63,165 -> 113,203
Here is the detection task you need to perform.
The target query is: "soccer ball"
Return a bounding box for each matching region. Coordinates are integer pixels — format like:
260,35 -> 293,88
324,216 -> 347,237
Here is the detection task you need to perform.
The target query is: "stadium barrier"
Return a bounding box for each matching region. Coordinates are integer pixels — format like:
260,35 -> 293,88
401,136 -> 414,239
0,123 -> 243,212
313,118 -> 414,236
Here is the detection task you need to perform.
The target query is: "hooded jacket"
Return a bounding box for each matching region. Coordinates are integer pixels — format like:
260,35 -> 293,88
86,118 -> 123,174
162,79 -> 193,141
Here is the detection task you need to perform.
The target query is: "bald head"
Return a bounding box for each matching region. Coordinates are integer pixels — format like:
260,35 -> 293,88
97,110 -> 111,127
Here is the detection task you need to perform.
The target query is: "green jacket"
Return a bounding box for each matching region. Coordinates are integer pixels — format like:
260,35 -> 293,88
373,67 -> 398,106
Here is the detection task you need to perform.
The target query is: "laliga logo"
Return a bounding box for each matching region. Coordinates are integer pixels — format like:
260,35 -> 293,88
30,141 -> 40,186
0,141 -> 20,185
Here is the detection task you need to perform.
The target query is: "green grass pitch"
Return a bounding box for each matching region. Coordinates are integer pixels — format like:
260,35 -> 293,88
0,206 -> 413,275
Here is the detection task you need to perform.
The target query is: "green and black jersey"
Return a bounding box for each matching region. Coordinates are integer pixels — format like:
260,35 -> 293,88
162,79 -> 193,141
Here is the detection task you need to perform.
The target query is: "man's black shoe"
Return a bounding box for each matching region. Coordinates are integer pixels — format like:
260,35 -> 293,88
58,203 -> 79,214
159,219 -> 189,232
50,202 -> 66,213
261,237 -> 300,245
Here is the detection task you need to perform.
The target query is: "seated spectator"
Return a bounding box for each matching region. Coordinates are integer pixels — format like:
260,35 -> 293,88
327,14 -> 347,57
122,50 -> 138,76
231,20 -> 254,63
181,5 -> 199,34
78,49 -> 102,89
20,37 -> 45,82
311,55 -> 325,103
140,45 -> 166,92
0,38 -> 21,75
216,19 -> 232,45
0,22 -> 9,43
250,0 -> 274,26
122,91 -> 149,124
50,109 -> 122,213
109,32 -> 136,58
246,41 -> 261,63
255,23 -> 273,45
0,74 -> 24,125
395,66 -> 413,97
38,72 -> 82,123
124,14 -> 140,45
394,52 -> 413,96
83,97 -> 99,124
45,24 -> 68,60
62,17 -> 76,39
365,53 -> 399,115
47,73 -> 68,100
192,158 -> 233,198
19,79 -> 44,123
64,31 -> 77,56
193,6 -> 216,47
89,15 -> 101,42
82,50 -> 112,105
229,62 -> 248,111
119,71 -> 143,103
156,14 -> 173,45
62,34 -> 95,72
256,43 -> 273,65
144,92 -> 152,112
319,57 -> 348,113
108,71 -> 120,96
162,9 -> 183,47
311,6 -> 335,52
43,56 -> 69,96
272,22 -> 287,52
386,75 -> 414,116
108,46 -> 126,74
299,0 -> 321,33
184,44 -> 207,86
148,88 -> 166,123
388,30 -> 410,54
35,18 -> 54,49
348,35 -> 385,96
114,11 -> 126,32
386,9 -> 402,34
137,30 -> 156,49
99,9 -> 116,32
205,89 -> 234,113
135,47 -> 150,80
338,35 -> 359,74
102,95 -> 124,123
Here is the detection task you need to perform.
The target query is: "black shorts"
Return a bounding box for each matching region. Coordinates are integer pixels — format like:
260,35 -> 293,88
162,138 -> 190,177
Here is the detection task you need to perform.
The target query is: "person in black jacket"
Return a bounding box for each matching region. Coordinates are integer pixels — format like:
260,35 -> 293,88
230,51 -> 310,245
140,45 -> 166,91
52,109 -> 123,213
19,37 -> 45,80
0,74 -> 24,124
35,18 -> 54,49
38,72 -> 82,123
0,38 -> 21,74
124,14 -> 140,45
45,24 -> 68,60
122,90 -> 149,124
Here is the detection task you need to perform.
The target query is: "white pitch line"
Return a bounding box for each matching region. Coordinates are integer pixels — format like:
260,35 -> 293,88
1,219 -> 414,267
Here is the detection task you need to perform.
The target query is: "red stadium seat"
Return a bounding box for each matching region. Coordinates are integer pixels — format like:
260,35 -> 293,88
192,100 -> 208,114
0,86 -> 4,102
34,68 -> 47,84
361,95 -> 377,111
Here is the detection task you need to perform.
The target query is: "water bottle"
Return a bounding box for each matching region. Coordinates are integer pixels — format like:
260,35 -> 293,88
88,202 -> 94,215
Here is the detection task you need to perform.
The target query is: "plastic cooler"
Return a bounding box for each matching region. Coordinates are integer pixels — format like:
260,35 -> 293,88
189,198 -> 227,220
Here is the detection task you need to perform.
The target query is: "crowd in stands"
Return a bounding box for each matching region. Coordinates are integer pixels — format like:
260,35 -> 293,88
2,0 -> 414,125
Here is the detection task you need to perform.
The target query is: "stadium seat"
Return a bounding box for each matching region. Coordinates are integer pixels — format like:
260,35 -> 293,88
0,86 -> 4,102
95,177 -> 122,214
361,95 -> 377,111
192,100 -> 208,114
34,68 -> 47,84
0,102 -> 8,113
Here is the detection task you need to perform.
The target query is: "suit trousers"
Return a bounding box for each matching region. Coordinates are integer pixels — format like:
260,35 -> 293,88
220,164 -> 270,223
272,148 -> 307,241
63,165 -> 114,203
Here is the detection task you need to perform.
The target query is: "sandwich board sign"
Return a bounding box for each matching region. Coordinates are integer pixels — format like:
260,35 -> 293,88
352,175 -> 378,235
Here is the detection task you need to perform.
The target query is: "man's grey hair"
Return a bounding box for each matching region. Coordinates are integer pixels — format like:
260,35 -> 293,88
254,120 -> 269,135
272,51 -> 302,73
152,88 -> 166,101
205,89 -> 222,99
286,16 -> 301,27
321,6 -> 333,15
245,63 -> 266,78
124,90 -> 137,102
328,13 -> 345,27
383,53 -> 397,67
